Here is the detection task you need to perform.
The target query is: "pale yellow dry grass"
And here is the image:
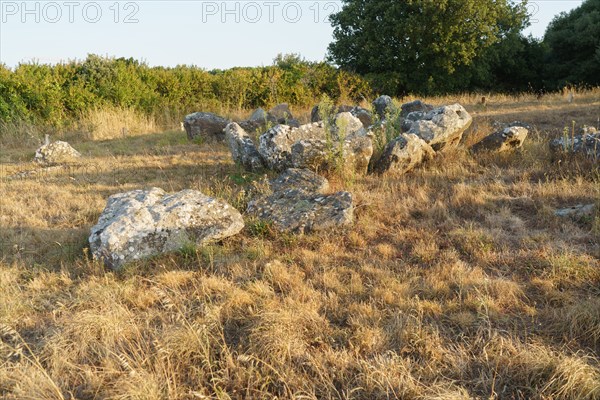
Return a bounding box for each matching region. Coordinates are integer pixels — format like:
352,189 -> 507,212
0,91 -> 599,399
78,106 -> 159,141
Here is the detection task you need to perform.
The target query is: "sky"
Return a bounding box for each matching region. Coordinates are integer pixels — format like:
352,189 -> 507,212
0,0 -> 585,69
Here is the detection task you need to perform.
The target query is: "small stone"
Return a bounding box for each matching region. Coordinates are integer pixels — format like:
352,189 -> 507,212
550,131 -> 600,161
472,126 -> 528,153
400,100 -> 434,118
373,95 -> 397,119
555,204 -> 595,220
34,141 -> 81,165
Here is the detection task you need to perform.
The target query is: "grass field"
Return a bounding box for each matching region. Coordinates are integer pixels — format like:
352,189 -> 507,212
1,90 -> 599,399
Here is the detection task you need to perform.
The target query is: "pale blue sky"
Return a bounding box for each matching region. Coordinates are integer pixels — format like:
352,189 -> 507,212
0,0 -> 584,69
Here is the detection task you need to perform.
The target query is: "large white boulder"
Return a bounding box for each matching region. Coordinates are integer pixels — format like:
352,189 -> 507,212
89,188 -> 244,269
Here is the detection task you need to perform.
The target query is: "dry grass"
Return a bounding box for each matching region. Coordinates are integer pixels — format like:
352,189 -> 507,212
0,90 -> 599,399
78,106 -> 159,141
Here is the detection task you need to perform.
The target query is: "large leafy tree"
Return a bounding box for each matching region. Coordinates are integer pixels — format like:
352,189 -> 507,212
461,32 -> 546,93
328,0 -> 529,94
543,0 -> 600,88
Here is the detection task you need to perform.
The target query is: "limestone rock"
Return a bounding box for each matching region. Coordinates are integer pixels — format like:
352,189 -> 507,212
258,123 -> 328,171
239,105 -> 299,132
373,95 -> 397,119
351,107 -> 373,128
311,105 -> 373,128
289,132 -> 373,175
472,126 -> 528,153
239,108 -> 272,132
258,114 -> 373,173
550,131 -> 600,160
374,133 -> 435,175
291,139 -> 329,170
343,129 -> 374,175
89,188 -> 244,270
34,141 -> 81,165
270,168 -> 329,193
400,100 -> 434,118
247,169 -> 353,233
269,103 -> 299,127
224,123 -> 265,172
184,112 -> 229,140
555,204 -> 596,220
334,112 -> 364,136
249,107 -> 268,123
406,104 -> 473,151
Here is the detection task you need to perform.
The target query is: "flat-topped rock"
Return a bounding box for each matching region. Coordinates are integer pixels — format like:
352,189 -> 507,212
247,169 -> 354,234
184,112 -> 230,140
406,104 -> 473,151
257,113 -> 374,173
258,122 -> 328,171
270,168 -> 329,193
555,204 -> 595,220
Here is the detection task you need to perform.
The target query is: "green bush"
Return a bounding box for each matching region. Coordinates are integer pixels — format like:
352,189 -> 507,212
0,54 -> 370,140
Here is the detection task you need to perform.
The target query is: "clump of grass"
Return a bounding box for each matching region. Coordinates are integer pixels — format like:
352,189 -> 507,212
78,106 -> 158,140
0,119 -> 45,149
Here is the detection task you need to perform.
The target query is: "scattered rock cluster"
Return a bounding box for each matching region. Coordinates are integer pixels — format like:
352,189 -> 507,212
310,104 -> 372,128
86,95 -> 595,270
373,101 -> 473,174
183,103 -> 299,141
550,126 -> 600,160
240,103 -> 300,132
224,96 -> 476,177
90,169 -> 354,269
226,112 -> 374,174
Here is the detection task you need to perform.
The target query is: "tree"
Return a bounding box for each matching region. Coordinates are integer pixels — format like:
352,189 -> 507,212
543,0 -> 600,88
327,0 -> 529,94
463,33 -> 546,93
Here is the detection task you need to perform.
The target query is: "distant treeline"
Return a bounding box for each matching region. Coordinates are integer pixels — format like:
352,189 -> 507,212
0,54 -> 371,130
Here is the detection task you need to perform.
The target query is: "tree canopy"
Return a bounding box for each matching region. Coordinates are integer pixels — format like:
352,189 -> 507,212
543,0 -> 600,88
327,0 -> 530,94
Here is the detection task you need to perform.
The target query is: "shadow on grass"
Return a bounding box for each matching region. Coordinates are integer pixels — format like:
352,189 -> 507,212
0,226 -> 90,269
